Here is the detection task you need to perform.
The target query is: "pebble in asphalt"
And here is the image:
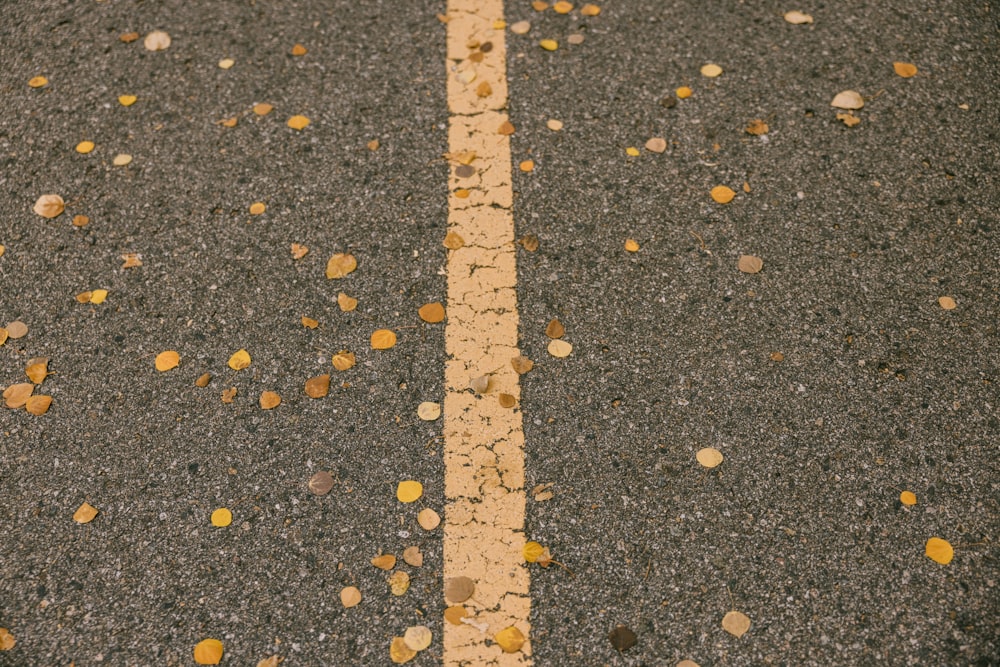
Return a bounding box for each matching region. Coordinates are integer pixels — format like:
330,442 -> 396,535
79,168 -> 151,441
1,0 -> 998,665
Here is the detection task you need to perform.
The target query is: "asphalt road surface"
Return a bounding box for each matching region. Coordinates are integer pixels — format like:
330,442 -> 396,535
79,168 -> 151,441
1,1 -> 998,666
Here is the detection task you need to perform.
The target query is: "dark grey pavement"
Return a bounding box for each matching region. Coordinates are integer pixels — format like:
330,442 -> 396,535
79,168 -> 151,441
2,1 -> 998,665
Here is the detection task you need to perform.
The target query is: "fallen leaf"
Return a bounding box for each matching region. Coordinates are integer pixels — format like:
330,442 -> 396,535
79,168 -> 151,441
645,137 -> 667,153
900,491 -> 917,506
25,395 -> 52,415
495,626 -> 526,653
256,657 -> 283,667
144,30 -> 171,51
326,253 -> 357,278
532,0 -> 549,10
701,63 -> 723,77
218,58 -> 235,69
711,185 -> 736,204
77,290 -> 93,303
287,115 -> 310,130
519,234 -> 540,251
836,112 -> 861,127
677,661 -> 701,667
28,76 -> 49,88
523,541 -> 545,563
470,375 -> 490,393
340,586 -> 362,608
253,103 -> 274,116
0,628 -> 14,650
221,387 -> 237,403
498,393 -> 516,408
738,254 -> 763,274
259,391 -> 281,409
332,351 -> 356,371
676,86 -> 693,99
419,302 -> 445,323
520,159 -> 535,172
193,638 -> 224,665
581,3 -> 601,16
925,537 -> 954,564
783,10 -> 813,24
90,289 -> 108,304
770,351 -> 785,362
547,339 -> 572,358
397,480 -> 423,503
498,120 -> 516,135
210,508 -> 232,527
372,554 -> 397,570
476,81 -> 493,97
745,119 -> 769,135
938,296 -> 956,310
73,502 -> 98,524
0,329 -> 7,346
4,383 -> 34,409
539,39 -> 558,51
34,194 -> 65,219
510,20 -> 531,34
220,116 -> 238,128
444,606 -> 468,625
389,636 -> 416,664
72,214 -> 90,226
722,610 -> 751,637
443,232 -> 465,249
76,141 -> 95,154
291,43 -> 308,56
6,321 -> 28,339
403,625 -> 432,652
195,373 -> 212,387
418,508 -> 441,530
696,447 -> 724,468
624,239 -> 640,252
609,624 -> 637,652
367,139 -> 380,151
546,118 -> 563,130
553,1 -> 573,13
121,253 -> 142,268
290,243 -> 308,259
301,316 -> 319,329
113,154 -> 132,166
389,570 -> 410,596
228,349 -> 251,370
337,292 -> 358,311
417,401 -> 441,421
893,62 -> 918,78
155,350 -> 180,372
831,90 -> 864,110
545,319 -> 565,339
403,546 -> 423,567
119,95 -> 137,106
511,355 -> 534,374
120,31 -> 139,42
249,202 -> 266,215
308,471 -> 334,495
445,576 -> 475,603
25,358 -> 48,384
305,374 -> 330,398
371,329 -> 397,350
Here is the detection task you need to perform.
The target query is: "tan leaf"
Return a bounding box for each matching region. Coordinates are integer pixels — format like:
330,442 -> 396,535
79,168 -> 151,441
305,374 -> 330,398
722,610 -> 751,637
25,358 -> 49,384
259,391 -> 281,410
221,387 -> 237,403
701,63 -> 723,77
6,321 -> 28,339
547,339 -> 572,358
332,351 -> 356,371
325,253 -> 357,278
893,62 -> 918,78
497,120 -> 516,135
511,355 -> 534,375
301,316 -> 319,329
73,502 -> 98,524
510,21 -> 531,35
836,112 -> 861,127
25,395 -> 52,415
417,401 -> 441,421
737,254 -> 763,274
195,373 -> 212,388
519,234 -> 540,251
745,119 -> 769,135
545,318 -> 565,339
831,90 -> 864,110
444,576 -> 475,603
372,554 -> 397,570
113,153 -> 132,166
418,302 -> 445,323
121,253 -> 142,268
255,657 -> 283,667
938,296 -> 956,310
696,447 -> 724,468
417,508 -> 441,530
253,103 -> 273,116
403,625 -> 432,652
337,292 -> 358,311
402,546 -> 423,567
0,628 -> 14,651
143,30 -> 171,51
443,232 -> 465,249
389,570 -> 410,596
4,383 -> 34,409
340,586 -> 362,608
389,636 -> 416,664
33,194 -> 65,219
371,329 -> 397,350
783,10 -> 813,24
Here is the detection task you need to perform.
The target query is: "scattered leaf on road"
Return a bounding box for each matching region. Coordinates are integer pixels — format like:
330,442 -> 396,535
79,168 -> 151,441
784,10 -> 813,24
738,255 -> 763,274
696,447 -> 724,468
711,186 -> 736,204
337,293 -> 358,311
893,62 -> 918,78
143,31 -> 171,51
938,296 -> 956,310
340,586 -> 361,608
308,471 -> 335,495
389,570 -> 410,596
403,546 -> 423,567
700,63 -> 723,77
403,626 -> 432,652
305,374 -> 330,398
74,502 -> 98,524
397,480 -> 423,503
371,329 -> 397,350
332,351 -> 356,371
418,302 -> 445,323
444,576 -> 475,603
389,637 -> 416,664
547,339 -> 572,358
609,624 -> 637,652
155,351 -> 180,372
326,253 -> 357,278
372,554 -> 397,570
418,508 -> 441,530
925,537 -> 954,564
645,137 -> 667,153
495,626 -> 526,653
210,508 -> 232,527
287,115 -> 310,130
417,401 -> 441,421
900,491 -> 917,506
259,391 -> 281,409
722,610 -> 751,637
228,349 -> 251,370
33,194 -> 65,219
193,638 -> 223,665
25,395 -> 52,415
831,90 -> 864,110
0,628 -> 14,650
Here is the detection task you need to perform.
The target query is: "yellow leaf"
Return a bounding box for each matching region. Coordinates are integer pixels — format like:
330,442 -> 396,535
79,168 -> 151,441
553,1 -> 573,13
581,4 -> 601,16
520,159 -> 535,172
28,76 -> 48,88
893,62 -> 918,78
397,480 -> 423,503
25,395 -> 52,415
625,147 -> 640,157
371,329 -> 397,350
443,232 -> 465,249
305,374 -> 330,398
389,570 -> 410,596
195,373 -> 212,388
624,239 -> 640,252
155,350 -> 180,372
337,292 -> 358,311
90,289 -> 108,304
417,401 -> 441,421
193,638 -> 224,665
389,636 -> 416,664
925,537 -> 954,564
539,39 -> 558,51
340,586 -> 362,608
291,43 -> 308,56
118,94 -> 137,106
253,102 -> 274,116
332,351 -> 356,371
76,141 -> 95,154
249,201 -> 266,215
417,508 -> 440,530
220,117 -> 238,128
0,627 -> 15,650
676,86 -> 693,99
228,349 -> 251,370
301,316 -> 319,329
33,194 -> 65,219
494,626 -> 526,653
722,610 -> 751,637
696,447 -> 724,468
290,243 -> 308,259
711,185 -> 736,204
523,541 -> 545,563
900,491 -> 917,506
326,253 -> 357,278
371,554 -> 397,570
210,508 -> 232,527
73,502 -> 98,524
287,115 -> 310,130
418,302 -> 445,323
444,606 -> 468,625
25,358 -> 49,384
3,383 -> 34,408
700,63 -> 723,77
0,328 -> 7,346
259,391 -> 281,409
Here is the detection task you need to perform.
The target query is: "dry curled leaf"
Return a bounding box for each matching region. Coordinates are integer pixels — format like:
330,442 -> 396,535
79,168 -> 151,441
155,350 -> 180,372
737,254 -> 763,274
784,10 -> 813,24
144,30 -> 171,51
34,194 -> 65,219
25,358 -> 49,384
609,624 -> 637,652
445,576 -> 475,603
0,628 -> 14,651
193,638 -> 223,665
301,316 -> 319,329
332,351 -> 356,371
371,329 -> 397,350
418,508 -> 440,530
722,610 -> 751,637
836,112 -> 861,127
221,387 -> 237,403
121,253 -> 142,268
73,502 -> 98,524
259,391 -> 281,409
326,253 -> 357,278
305,374 -> 330,398
228,349 -> 251,370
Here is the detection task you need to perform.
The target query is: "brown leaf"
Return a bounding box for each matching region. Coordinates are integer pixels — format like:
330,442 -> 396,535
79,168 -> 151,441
511,355 -> 534,375
443,232 -> 465,249
545,318 -> 565,339
73,502 -> 98,524
290,243 -> 309,259
308,471 -> 334,495
518,234 -> 540,251
608,624 -> 637,652
722,610 -> 751,637
259,391 -> 281,409
893,62 -> 918,78
25,358 -> 49,384
195,372 -> 212,387
337,292 -> 358,312
497,120 -> 516,135
305,374 -> 330,398
0,627 -> 14,650
5,382 -> 36,408
444,606 -> 468,625
25,395 -> 52,415
301,316 -> 319,329
737,254 -> 763,274
340,586 -> 361,608
745,119 -> 769,135
221,387 -> 237,403
402,546 -> 423,567
371,554 -> 397,570
445,576 -> 475,603
498,393 -> 516,408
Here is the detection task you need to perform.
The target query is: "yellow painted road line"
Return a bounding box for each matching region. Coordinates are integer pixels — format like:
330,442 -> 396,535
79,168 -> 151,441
443,1 -> 531,665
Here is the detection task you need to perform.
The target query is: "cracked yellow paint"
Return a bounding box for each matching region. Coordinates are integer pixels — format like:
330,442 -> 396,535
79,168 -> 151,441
444,1 -> 531,665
